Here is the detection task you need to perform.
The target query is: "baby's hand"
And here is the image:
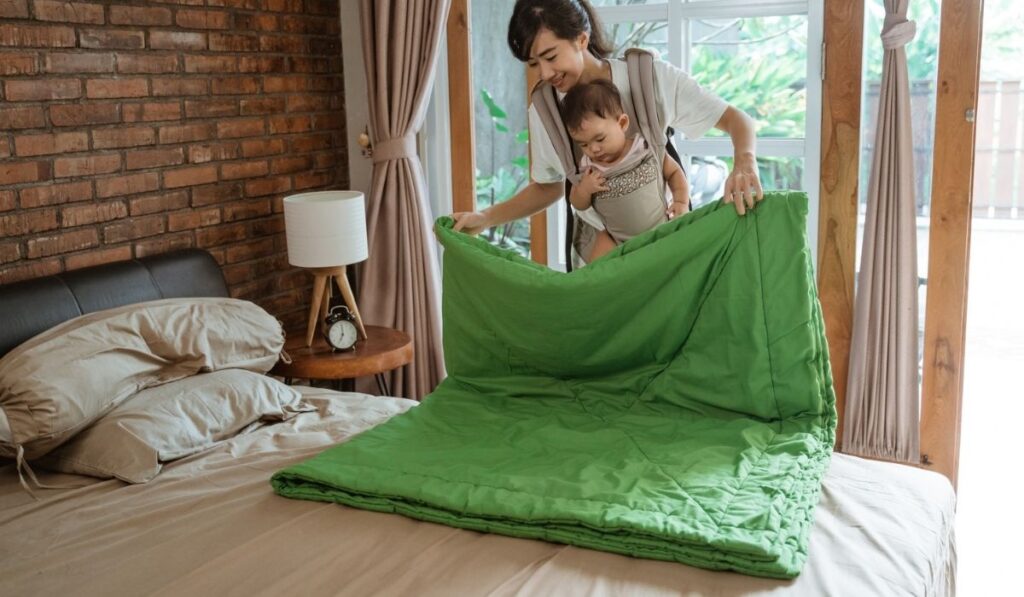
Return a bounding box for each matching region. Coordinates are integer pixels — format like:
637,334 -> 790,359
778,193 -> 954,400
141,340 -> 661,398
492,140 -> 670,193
666,200 -> 690,220
577,167 -> 609,198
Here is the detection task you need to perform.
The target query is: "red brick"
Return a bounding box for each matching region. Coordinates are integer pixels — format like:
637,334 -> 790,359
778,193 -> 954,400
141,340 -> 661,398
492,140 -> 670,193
128,190 -> 189,216
241,138 -> 285,158
0,161 -> 50,185
286,95 -> 330,113
134,232 -> 194,258
0,0 -> 29,18
65,245 -> 131,271
263,77 -> 306,93
149,30 -> 206,50
209,32 -> 258,52
245,175 -> 291,197
158,123 -> 215,144
0,190 -> 14,212
163,165 -> 217,188
176,9 -> 230,30
313,152 -> 336,169
293,170 -> 332,190
259,34 -> 304,54
191,182 -> 241,206
211,77 -> 258,95
60,200 -> 127,227
0,209 -> 58,236
152,78 -> 207,96
308,77 -> 341,93
216,118 -> 264,139
220,160 -> 268,181
0,51 -> 37,76
168,207 -> 220,231
308,37 -> 339,56
122,101 -> 181,123
312,112 -> 344,130
86,78 -> 148,99
80,29 -> 145,50
269,115 -> 312,134
270,155 -> 313,175
290,134 -> 332,153
109,5 -> 172,26
222,198 -> 271,222
207,0 -> 260,8
188,142 -> 238,163
237,56 -> 286,74
95,172 -> 160,199
0,138 -> 8,159
0,24 -> 76,47
50,103 -> 120,127
44,51 -> 113,73
103,215 -> 165,243
33,1 -> 105,24
221,262 -> 253,285
20,181 -> 92,207
126,147 -> 185,170
184,55 -> 238,73
14,131 -> 88,157
252,216 -> 285,236
225,237 -> 275,264
4,79 -> 79,101
234,13 -> 277,32
196,222 -> 247,247
238,98 -> 284,117
0,242 -> 21,265
92,126 -> 155,149
264,0 -> 303,12
117,54 -> 178,74
0,106 -> 46,130
0,259 -> 62,285
184,98 -> 237,119
289,57 -> 333,74
54,154 -> 120,178
27,228 -> 99,259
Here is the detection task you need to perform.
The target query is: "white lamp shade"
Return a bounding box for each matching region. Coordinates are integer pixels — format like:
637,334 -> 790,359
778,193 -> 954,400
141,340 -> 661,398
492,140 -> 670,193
283,190 -> 368,268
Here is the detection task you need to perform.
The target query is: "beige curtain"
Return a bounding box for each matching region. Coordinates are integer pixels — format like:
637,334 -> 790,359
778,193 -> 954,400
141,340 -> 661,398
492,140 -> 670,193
843,1 -> 919,462
356,0 -> 450,399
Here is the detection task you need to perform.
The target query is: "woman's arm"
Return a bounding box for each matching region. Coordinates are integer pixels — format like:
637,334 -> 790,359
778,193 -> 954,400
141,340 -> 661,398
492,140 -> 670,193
714,106 -> 764,216
452,180 -> 563,234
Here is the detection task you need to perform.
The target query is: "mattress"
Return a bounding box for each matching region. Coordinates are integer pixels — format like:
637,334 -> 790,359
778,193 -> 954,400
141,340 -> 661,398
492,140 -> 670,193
0,388 -> 955,596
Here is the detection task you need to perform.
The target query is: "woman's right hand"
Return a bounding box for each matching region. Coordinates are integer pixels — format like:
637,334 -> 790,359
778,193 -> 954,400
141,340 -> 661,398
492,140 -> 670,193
451,211 -> 492,235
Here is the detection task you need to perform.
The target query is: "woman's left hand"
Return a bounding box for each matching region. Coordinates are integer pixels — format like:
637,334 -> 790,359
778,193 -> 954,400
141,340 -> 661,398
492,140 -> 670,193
722,155 -> 764,216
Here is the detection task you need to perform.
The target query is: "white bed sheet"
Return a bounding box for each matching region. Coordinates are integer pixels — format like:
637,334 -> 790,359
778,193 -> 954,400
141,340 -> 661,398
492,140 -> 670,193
0,388 -> 955,596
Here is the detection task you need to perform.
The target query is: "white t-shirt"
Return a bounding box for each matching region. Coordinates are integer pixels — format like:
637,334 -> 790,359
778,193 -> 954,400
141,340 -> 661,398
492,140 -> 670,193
528,57 -> 728,185
580,135 -> 647,172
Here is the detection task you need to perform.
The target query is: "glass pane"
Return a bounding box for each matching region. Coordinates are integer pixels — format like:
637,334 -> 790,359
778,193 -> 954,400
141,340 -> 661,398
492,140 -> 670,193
687,155 -> 804,208
689,15 -> 808,138
472,3 -> 531,258
607,21 -> 669,60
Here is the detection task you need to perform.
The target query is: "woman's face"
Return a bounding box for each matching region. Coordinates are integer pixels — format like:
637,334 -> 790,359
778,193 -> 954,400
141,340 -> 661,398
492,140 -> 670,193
527,28 -> 588,93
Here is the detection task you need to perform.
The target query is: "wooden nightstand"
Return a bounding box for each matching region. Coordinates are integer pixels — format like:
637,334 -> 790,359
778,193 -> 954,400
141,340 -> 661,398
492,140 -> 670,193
272,325 -> 413,396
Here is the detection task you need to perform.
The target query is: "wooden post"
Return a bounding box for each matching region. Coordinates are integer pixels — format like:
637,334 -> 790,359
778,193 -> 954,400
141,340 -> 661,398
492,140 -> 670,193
919,0 -> 985,489
447,0 -> 476,215
817,0 -> 866,449
305,266 -> 368,347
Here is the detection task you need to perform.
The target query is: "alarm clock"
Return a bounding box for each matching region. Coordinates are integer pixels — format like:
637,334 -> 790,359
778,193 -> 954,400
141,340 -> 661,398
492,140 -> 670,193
323,305 -> 358,351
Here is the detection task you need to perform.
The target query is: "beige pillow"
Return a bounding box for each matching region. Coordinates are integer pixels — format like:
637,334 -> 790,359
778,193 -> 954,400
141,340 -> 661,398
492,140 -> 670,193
0,298 -> 285,460
38,370 -> 309,483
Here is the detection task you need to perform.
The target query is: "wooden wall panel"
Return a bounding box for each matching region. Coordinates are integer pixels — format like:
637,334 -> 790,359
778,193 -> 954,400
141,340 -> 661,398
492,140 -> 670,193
447,0 -> 476,214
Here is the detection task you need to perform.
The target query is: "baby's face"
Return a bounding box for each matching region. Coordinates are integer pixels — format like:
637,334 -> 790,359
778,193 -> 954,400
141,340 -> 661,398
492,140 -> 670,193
569,113 -> 629,166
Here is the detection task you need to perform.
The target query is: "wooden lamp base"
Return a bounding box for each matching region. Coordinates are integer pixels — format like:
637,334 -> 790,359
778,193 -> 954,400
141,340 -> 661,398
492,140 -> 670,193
305,265 -> 368,347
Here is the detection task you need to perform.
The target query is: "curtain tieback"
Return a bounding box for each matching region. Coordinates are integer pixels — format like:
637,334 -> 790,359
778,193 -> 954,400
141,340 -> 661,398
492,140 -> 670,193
372,133 -> 417,163
881,16 -> 916,50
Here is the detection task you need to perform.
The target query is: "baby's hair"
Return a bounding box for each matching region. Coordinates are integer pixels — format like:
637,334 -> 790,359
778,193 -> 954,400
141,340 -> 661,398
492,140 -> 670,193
559,79 -> 624,132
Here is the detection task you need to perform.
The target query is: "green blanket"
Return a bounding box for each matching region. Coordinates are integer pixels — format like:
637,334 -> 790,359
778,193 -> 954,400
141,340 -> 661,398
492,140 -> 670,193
272,192 -> 836,579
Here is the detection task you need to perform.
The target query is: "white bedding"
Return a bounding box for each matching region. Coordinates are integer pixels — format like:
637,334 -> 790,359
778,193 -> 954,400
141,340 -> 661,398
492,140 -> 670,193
0,388 -> 955,596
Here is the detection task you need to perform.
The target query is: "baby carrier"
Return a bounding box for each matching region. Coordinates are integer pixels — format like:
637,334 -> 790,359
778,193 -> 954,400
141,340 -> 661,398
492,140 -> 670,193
530,48 -> 688,271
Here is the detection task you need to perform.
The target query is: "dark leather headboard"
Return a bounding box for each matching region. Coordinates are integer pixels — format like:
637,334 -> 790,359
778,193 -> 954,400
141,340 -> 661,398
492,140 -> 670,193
0,249 -> 228,358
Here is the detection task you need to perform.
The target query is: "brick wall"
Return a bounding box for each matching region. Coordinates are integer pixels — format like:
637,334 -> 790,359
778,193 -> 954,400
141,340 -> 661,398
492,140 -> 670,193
0,0 -> 347,331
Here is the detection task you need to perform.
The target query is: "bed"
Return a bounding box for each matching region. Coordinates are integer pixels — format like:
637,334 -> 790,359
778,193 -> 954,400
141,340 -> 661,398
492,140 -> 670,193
0,249 -> 956,596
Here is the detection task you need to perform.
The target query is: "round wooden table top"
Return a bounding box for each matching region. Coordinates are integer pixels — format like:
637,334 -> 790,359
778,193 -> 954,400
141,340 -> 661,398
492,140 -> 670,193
272,325 -> 414,380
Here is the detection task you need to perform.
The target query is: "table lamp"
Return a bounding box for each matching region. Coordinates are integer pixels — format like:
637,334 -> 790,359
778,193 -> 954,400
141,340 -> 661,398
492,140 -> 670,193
283,190 -> 369,347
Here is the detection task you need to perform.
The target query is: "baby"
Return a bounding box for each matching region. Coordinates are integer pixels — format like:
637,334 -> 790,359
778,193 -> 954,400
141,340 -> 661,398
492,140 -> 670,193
559,79 -> 690,263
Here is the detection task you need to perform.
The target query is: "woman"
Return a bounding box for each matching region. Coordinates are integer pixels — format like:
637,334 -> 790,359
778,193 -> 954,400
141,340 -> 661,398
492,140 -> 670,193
452,0 -> 764,240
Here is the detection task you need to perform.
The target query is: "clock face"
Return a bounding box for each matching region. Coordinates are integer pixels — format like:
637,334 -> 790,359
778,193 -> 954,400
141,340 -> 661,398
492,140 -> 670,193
328,320 -> 358,349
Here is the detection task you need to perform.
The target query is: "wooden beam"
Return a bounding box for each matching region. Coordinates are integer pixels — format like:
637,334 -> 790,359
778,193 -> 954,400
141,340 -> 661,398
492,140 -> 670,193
526,67 -> 548,265
817,0 -> 865,449
920,0 -> 984,490
447,0 -> 476,214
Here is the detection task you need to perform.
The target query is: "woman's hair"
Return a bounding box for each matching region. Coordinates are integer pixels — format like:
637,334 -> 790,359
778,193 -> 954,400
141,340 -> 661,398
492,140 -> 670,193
507,0 -> 612,62
559,79 -> 624,132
